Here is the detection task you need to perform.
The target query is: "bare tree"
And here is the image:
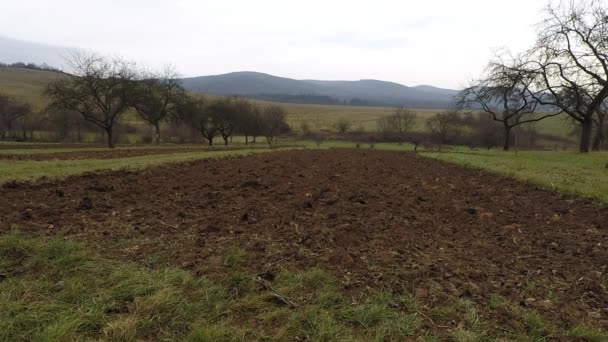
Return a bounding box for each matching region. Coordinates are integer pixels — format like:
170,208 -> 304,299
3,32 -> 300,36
177,96 -> 222,146
392,106 -> 417,143
260,105 -> 288,148
377,106 -> 417,143
238,104 -> 262,145
592,101 -> 607,150
207,97 -> 238,146
426,111 -> 461,151
0,94 -> 32,140
457,56 -> 560,150
133,66 -> 185,145
45,106 -> 88,142
334,117 -> 352,134
524,0 -> 608,152
45,51 -> 138,148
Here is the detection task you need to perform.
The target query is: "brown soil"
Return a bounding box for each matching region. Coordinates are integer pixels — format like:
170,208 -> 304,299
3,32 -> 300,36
1,149 -> 606,330
0,146 -> 270,161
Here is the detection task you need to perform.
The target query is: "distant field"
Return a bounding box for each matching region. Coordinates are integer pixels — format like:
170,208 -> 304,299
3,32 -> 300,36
1,67 -> 574,142
0,67 -> 59,110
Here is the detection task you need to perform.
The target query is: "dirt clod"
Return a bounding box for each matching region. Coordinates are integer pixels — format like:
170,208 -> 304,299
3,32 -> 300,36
77,197 -> 94,210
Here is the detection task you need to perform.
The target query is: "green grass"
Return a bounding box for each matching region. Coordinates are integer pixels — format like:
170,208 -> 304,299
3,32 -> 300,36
0,67 -> 58,110
1,232 -> 604,341
0,148 -> 291,185
0,143 -> 264,155
422,148 -> 608,204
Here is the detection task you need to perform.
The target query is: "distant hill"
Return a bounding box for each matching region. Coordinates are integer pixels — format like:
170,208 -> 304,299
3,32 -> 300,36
0,36 -> 460,108
0,36 -> 69,69
181,72 -> 459,108
0,67 -> 62,110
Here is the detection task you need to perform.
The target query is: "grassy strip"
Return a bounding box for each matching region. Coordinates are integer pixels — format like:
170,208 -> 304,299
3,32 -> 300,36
0,148 -> 291,185
0,141 -> 279,155
1,232 -> 605,341
422,149 -> 608,204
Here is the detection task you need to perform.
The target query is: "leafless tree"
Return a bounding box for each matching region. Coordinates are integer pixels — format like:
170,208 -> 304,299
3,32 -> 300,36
133,66 -> 185,145
334,117 -> 352,133
377,106 -> 416,143
426,111 -> 461,151
592,101 -> 607,150
238,103 -> 263,145
524,0 -> 608,152
177,96 -> 222,146
0,94 -> 32,140
457,55 -> 560,150
260,105 -> 288,148
45,51 -> 139,148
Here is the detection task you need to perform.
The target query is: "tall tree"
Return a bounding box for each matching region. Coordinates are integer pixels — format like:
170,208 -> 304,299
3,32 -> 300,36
525,0 -> 608,152
426,111 -> 461,151
133,66 -> 185,145
45,51 -> 138,148
457,56 -> 559,150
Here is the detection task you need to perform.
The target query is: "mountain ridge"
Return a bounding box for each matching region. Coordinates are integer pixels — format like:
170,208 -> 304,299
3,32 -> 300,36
0,36 -> 460,108
181,71 -> 459,108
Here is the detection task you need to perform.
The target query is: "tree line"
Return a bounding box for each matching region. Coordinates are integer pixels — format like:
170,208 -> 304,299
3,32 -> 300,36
3,52 -> 289,148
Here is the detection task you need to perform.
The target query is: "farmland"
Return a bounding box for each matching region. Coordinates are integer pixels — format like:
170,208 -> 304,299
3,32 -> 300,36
1,144 -> 607,340
0,67 -> 575,143
4,0 -> 608,339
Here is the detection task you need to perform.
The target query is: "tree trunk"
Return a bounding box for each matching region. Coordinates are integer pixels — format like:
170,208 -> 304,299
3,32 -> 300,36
252,136 -> 257,143
223,136 -> 229,146
106,127 -> 115,149
580,118 -> 593,153
245,135 -> 249,145
503,126 -> 512,151
208,136 -> 213,146
592,113 -> 605,151
154,122 -> 161,145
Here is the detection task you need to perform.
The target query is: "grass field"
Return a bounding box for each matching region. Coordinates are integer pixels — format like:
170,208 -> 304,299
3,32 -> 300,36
0,67 -> 59,110
423,148 -> 608,204
5,231 -> 603,341
0,147 -> 291,184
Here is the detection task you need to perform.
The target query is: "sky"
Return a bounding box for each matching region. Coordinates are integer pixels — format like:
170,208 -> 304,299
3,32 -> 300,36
0,0 -> 550,88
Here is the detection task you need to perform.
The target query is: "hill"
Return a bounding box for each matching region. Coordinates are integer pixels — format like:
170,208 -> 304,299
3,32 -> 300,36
0,37 -> 458,108
0,66 -> 61,110
181,72 -> 459,108
0,36 -> 68,69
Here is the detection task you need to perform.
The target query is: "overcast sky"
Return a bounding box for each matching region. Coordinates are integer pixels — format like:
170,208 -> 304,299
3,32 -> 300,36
1,0 -> 550,88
